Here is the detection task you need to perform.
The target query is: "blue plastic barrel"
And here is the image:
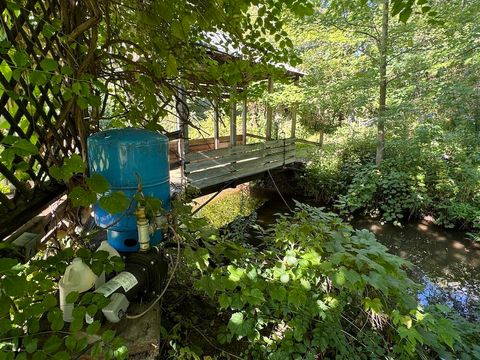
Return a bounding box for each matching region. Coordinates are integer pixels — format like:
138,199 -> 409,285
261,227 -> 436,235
87,128 -> 170,252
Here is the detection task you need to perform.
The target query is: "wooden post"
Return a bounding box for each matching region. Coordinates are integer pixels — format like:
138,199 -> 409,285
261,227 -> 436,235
242,98 -> 247,145
266,76 -> 273,140
213,99 -> 220,150
176,87 -> 189,182
290,108 -> 297,138
230,87 -> 237,147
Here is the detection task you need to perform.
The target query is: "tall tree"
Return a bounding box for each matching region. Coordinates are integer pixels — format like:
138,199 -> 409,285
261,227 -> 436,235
376,0 -> 389,164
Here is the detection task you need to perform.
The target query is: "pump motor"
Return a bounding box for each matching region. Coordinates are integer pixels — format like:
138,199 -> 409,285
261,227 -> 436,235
93,248 -> 168,322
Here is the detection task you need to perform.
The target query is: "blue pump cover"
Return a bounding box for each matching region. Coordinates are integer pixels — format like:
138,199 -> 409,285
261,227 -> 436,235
87,128 -> 170,252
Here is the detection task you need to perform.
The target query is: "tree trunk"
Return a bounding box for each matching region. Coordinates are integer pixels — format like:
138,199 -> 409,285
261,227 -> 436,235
319,131 -> 324,148
376,0 -> 389,165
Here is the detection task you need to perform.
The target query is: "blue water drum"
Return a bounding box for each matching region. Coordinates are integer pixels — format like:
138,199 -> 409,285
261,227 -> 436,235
87,128 -> 170,252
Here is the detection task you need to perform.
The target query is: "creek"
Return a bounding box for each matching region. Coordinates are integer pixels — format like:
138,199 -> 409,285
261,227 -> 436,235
254,195 -> 480,319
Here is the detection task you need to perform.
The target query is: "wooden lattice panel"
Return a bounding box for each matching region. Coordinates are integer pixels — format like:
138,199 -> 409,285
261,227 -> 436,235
0,0 -> 82,238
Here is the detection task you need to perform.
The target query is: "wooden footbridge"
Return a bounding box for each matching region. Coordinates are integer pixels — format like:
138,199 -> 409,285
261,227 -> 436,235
182,138 -> 296,191
168,34 -> 304,194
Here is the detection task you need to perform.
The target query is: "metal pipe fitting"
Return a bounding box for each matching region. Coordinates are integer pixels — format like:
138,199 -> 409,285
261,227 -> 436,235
136,207 -> 150,251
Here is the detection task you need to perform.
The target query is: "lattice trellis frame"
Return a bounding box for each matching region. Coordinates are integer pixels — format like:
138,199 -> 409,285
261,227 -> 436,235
0,0 -> 86,239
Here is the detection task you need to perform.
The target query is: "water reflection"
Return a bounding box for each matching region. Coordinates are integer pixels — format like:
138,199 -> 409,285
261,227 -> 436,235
350,218 -> 480,319
351,217 -> 480,282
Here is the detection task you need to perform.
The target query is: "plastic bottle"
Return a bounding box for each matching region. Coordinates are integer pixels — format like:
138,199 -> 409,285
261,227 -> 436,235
94,241 -> 121,289
59,258 -> 97,322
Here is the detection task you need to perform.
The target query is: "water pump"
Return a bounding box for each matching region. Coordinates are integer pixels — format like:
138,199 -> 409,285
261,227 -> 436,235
94,248 -> 168,322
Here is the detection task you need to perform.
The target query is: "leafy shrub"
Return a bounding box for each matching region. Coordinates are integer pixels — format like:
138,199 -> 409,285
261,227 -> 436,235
0,247 -> 127,360
300,122 -> 480,229
188,203 -> 477,359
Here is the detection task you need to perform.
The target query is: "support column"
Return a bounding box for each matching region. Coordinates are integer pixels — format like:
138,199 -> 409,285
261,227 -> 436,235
266,76 -> 273,140
230,87 -> 237,147
213,99 -> 220,150
242,98 -> 247,145
176,87 -> 189,182
290,108 -> 297,138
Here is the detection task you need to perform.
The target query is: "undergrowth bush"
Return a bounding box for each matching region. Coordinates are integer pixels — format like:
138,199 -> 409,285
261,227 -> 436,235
0,246 -> 127,360
177,202 -> 480,359
300,122 -> 480,229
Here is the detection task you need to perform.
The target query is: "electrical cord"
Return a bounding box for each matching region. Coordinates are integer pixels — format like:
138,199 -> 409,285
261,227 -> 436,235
267,169 -> 293,212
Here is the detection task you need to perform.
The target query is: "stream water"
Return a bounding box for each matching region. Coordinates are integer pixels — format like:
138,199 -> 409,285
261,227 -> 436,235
254,195 -> 480,319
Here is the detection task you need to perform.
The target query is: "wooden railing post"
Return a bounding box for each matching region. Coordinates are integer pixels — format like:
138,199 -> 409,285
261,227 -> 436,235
213,99 -> 220,150
290,108 -> 297,138
266,76 -> 274,140
230,86 -> 237,147
176,86 -> 189,182
242,98 -> 247,145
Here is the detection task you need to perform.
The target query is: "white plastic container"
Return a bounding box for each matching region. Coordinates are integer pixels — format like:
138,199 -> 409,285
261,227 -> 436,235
59,258 -> 97,322
94,241 -> 121,289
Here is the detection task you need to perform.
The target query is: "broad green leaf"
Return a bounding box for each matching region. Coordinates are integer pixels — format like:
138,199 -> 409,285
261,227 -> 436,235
86,320 -> 101,335
0,258 -> 18,273
12,50 -> 30,67
0,61 -> 12,81
269,286 -> 286,301
69,187 -> 97,207
40,58 -> 58,72
65,291 -> 80,304
29,70 -> 48,86
42,335 -> 62,353
75,337 -> 88,352
0,295 -> 10,315
65,335 -> 76,351
32,352 -> 47,360
42,23 -> 56,38
42,294 -> 57,308
102,329 -> 116,342
69,317 -> 83,332
64,154 -> 85,173
77,96 -> 89,109
98,191 -> 129,214
13,139 -> 37,155
52,352 -> 69,360
86,173 -> 110,193
61,66 -> 73,76
47,308 -> 64,332
218,294 -> 231,309
166,54 -> 178,77
24,337 -> 38,354
399,7 -> 413,23
3,276 -> 28,297
72,82 -> 82,95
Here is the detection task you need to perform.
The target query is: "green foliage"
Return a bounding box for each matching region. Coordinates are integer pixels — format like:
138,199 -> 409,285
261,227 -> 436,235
0,248 -> 126,359
183,203 -> 477,358
49,154 -> 130,214
301,121 -> 480,229
0,135 -> 38,170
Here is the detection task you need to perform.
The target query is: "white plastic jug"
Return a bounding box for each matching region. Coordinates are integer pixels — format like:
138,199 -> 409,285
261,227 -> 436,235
59,258 -> 97,322
94,241 -> 121,289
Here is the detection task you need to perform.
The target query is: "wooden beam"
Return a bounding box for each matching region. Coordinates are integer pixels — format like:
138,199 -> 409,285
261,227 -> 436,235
213,99 -> 220,150
265,76 -> 274,140
242,98 -> 247,145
